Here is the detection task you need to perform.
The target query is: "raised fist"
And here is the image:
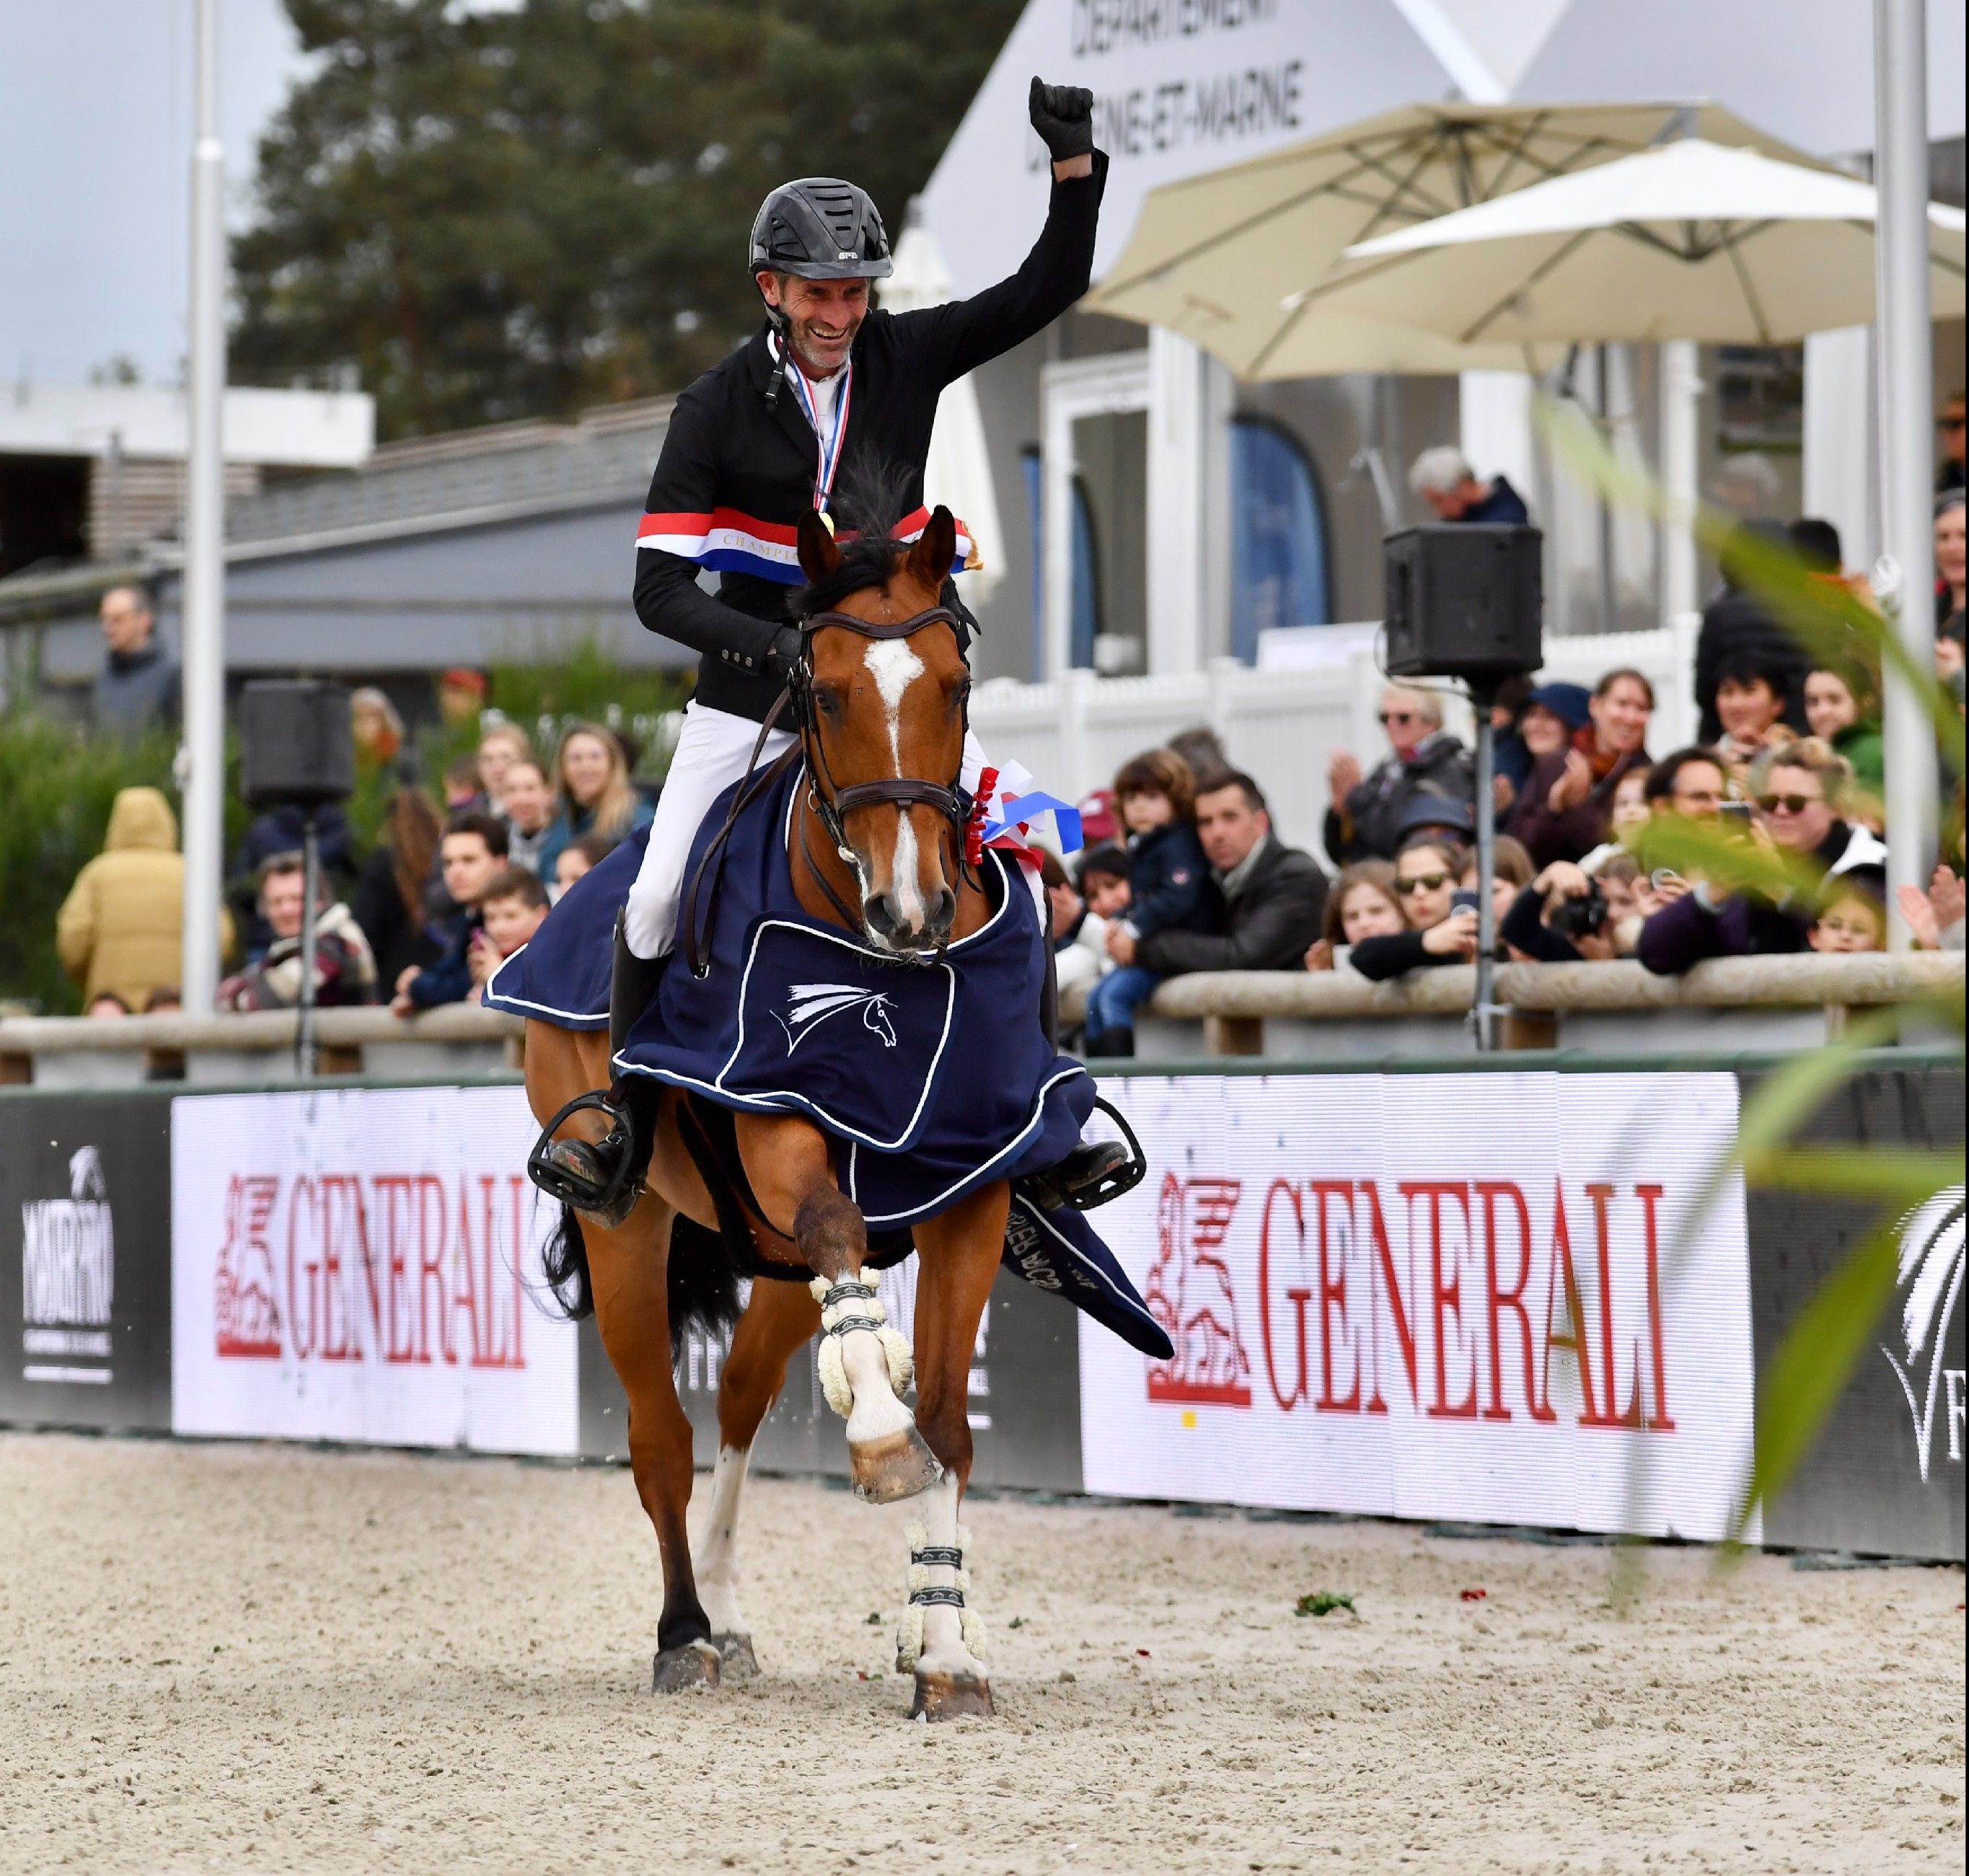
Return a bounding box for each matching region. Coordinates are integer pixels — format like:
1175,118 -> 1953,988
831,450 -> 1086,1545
1028,77 -> 1094,162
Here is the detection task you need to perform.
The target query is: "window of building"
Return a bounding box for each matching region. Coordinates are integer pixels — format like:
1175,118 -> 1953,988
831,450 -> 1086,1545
1021,446 -> 1104,674
1230,418 -> 1331,662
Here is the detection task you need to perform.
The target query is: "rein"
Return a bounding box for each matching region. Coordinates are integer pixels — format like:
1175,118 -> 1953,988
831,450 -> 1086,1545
680,601 -> 982,977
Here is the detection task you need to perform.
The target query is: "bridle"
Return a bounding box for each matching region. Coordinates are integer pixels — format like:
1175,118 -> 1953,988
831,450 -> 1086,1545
681,600 -> 978,976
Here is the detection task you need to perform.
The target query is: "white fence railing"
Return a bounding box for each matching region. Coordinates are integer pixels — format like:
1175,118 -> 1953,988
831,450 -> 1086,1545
972,615 -> 1702,863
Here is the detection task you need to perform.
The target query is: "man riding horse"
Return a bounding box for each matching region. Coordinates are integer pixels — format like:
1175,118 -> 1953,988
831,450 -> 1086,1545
542,76 -> 1133,1218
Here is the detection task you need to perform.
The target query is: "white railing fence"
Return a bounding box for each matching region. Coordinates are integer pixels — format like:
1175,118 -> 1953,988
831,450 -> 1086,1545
973,615 -> 1701,864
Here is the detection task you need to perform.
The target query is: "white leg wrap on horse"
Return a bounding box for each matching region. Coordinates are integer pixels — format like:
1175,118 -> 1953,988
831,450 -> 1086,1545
694,1443 -> 752,1639
897,1483 -> 987,1683
809,1274 -> 915,1445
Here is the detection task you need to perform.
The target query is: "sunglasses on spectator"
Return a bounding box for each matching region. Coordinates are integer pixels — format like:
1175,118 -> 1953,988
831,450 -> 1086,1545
1394,872 -> 1451,894
1379,709 -> 1421,726
1757,792 -> 1821,815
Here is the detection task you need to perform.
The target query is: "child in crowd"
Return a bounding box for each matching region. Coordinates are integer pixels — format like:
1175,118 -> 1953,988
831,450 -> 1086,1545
470,867 -> 552,999
1809,881 -> 1887,955
1305,860 -> 1403,972
1039,850 -> 1109,996
1461,834 -> 1534,937
443,754 -> 488,812
1347,837 -> 1477,981
550,830 -> 617,903
1076,845 -> 1132,922
1802,661 -> 1884,824
1082,751 -> 1211,1057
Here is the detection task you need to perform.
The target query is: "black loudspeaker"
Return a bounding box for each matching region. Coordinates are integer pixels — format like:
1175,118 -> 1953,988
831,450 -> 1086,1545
239,679 -> 355,809
1383,524 -> 1543,683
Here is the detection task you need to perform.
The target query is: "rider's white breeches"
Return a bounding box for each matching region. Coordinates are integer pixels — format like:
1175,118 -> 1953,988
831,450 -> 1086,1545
622,699 -> 991,960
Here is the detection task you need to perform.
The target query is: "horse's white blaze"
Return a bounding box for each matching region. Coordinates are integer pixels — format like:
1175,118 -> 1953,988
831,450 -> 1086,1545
890,812 -> 926,931
909,1474 -> 986,1683
861,637 -> 930,932
862,638 -> 923,769
695,1443 -> 752,1639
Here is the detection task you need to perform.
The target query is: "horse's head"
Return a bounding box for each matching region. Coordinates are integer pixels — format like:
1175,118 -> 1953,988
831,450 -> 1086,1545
794,505 -> 969,956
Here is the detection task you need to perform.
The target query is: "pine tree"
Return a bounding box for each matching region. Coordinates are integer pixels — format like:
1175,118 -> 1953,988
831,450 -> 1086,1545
232,0 -> 1023,439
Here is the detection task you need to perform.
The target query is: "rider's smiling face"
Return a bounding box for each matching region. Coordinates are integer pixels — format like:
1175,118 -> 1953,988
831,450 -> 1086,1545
759,272 -> 871,378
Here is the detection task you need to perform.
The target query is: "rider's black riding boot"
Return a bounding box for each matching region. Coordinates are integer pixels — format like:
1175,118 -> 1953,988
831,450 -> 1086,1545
540,915 -> 666,1214
1017,918 -> 1139,1212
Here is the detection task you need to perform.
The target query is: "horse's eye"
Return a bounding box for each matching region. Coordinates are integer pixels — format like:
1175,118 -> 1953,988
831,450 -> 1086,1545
816,686 -> 847,719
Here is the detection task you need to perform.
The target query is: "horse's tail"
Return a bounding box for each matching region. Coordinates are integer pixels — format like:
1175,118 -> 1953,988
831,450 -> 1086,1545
666,1215 -> 744,1361
542,1203 -> 594,1319
540,1198 -> 741,1361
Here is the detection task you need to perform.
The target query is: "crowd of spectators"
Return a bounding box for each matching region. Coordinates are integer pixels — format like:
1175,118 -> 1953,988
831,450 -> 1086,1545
57,695 -> 656,1021
1042,482 -> 1965,1042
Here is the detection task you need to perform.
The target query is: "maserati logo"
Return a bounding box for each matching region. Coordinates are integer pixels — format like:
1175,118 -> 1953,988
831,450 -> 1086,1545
773,982 -> 898,1056
1881,1185 -> 1965,1483
20,1144 -> 116,1384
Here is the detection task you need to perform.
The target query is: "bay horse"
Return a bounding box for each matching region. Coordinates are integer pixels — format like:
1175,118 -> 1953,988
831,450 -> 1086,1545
524,505 -> 1004,1720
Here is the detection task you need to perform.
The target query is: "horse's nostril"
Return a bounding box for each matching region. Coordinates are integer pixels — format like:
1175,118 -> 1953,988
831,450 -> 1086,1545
863,895 -> 900,939
930,888 -> 956,933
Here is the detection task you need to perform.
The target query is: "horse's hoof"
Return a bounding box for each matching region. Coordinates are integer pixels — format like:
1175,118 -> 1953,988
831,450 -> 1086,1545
909,1670 -> 994,1722
711,1632 -> 759,1682
651,1639 -> 721,1694
848,1424 -> 944,1504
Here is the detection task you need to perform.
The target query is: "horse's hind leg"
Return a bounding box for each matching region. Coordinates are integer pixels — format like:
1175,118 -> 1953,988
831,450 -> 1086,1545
695,1277 -> 819,1678
734,1113 -> 939,1505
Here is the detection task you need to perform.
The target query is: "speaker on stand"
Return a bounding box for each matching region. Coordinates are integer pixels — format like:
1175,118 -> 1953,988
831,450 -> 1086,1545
1382,525 -> 1544,1051
239,680 -> 356,1075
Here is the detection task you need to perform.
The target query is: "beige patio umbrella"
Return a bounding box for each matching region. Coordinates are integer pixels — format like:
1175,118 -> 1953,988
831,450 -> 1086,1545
1085,101 -> 1828,379
1329,136 -> 1967,344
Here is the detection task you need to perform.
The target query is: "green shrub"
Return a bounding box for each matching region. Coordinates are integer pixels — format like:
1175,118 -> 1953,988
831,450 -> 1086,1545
0,715 -> 250,1015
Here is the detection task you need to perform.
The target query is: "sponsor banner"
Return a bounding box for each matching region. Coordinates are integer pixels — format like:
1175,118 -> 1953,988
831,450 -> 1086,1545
1749,1066 -> 1964,1561
170,1088 -> 578,1456
1080,1072 -> 1757,1543
0,1094 -> 172,1432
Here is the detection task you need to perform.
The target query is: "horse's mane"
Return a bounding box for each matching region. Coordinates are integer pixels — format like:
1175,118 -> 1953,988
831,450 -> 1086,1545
792,464 -> 923,617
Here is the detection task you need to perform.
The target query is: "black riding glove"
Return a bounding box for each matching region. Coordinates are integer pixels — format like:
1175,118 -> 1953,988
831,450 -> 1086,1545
1028,77 -> 1094,164
765,624 -> 804,679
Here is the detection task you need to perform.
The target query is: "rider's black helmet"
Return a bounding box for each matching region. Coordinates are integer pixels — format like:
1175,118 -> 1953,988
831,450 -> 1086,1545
749,178 -> 893,281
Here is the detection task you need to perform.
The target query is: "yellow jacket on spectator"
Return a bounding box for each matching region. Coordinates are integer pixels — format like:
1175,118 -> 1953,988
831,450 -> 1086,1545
56,787 -> 232,1008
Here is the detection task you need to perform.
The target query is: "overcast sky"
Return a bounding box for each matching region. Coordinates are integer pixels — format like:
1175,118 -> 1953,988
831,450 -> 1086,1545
0,0 -> 311,388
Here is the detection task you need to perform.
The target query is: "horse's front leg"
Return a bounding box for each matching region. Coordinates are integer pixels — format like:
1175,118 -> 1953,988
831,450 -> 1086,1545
734,1114 -> 938,1503
897,1179 -> 1009,1721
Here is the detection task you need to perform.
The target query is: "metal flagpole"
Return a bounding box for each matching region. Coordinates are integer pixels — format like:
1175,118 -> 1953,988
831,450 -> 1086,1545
180,0 -> 226,1013
1872,0 -> 1938,947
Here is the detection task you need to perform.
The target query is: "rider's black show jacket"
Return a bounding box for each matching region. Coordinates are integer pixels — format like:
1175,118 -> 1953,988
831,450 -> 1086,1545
634,154 -> 1106,723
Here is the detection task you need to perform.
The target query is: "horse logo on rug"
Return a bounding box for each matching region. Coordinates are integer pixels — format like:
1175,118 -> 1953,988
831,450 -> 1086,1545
774,982 -> 899,1057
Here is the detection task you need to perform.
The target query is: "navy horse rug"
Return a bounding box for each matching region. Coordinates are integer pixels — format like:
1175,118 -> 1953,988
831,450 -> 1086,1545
488,760 -> 1169,1359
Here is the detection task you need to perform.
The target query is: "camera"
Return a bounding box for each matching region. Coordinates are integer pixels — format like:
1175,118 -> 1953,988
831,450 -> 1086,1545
1547,878 -> 1608,940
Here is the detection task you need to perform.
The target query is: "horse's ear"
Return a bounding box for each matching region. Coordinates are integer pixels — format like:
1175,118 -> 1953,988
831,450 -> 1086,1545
906,505 -> 957,592
797,508 -> 840,583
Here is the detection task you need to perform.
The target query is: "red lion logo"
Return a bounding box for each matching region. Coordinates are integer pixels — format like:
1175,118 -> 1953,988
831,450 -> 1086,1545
1144,1173 -> 1252,1406
215,1175 -> 282,1358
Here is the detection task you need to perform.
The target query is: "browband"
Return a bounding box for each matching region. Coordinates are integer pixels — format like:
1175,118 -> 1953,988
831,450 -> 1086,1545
798,604 -> 962,640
